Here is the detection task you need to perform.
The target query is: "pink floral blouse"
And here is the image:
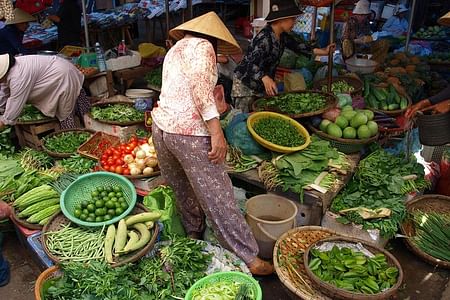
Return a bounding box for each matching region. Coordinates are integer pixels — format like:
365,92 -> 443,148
152,36 -> 219,136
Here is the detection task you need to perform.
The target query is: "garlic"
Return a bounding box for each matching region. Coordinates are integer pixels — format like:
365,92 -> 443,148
123,154 -> 134,164
130,167 -> 141,176
135,150 -> 146,159
145,157 -> 158,168
142,167 -> 154,175
135,158 -> 146,170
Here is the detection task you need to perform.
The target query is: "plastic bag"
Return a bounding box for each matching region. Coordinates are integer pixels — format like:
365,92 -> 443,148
284,72 -> 306,92
225,113 -> 267,155
143,186 -> 186,240
138,43 -> 166,58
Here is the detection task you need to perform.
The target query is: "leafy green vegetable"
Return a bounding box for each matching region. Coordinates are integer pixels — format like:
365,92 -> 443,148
321,80 -> 355,94
60,155 -> 96,174
0,127 -> 15,156
192,281 -> 255,300
91,104 -> 145,123
44,132 -> 91,154
18,104 -> 50,122
253,117 -> 305,147
145,66 -> 162,87
255,92 -> 327,115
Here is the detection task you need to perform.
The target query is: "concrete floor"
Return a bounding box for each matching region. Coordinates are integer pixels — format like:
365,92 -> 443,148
1,227 -> 450,300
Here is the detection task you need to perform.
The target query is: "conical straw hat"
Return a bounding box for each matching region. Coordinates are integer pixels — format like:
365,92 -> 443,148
169,12 -> 241,55
438,11 -> 450,26
6,8 -> 35,25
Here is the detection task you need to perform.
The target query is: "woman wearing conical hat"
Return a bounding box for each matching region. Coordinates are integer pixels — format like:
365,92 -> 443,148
151,12 -> 274,275
231,0 -> 335,112
0,8 -> 35,56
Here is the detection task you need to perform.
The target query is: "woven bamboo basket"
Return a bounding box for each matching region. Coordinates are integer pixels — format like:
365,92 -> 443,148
42,203 -> 159,267
313,76 -> 363,96
273,226 -> 340,300
98,165 -> 161,179
11,207 -> 45,230
34,266 -> 62,300
77,131 -> 120,160
308,125 -> 379,154
304,236 -> 404,300
251,90 -> 337,119
400,194 -> 450,269
41,128 -> 94,158
88,101 -> 145,126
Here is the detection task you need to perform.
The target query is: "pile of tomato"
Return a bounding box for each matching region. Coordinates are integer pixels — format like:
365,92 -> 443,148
99,136 -> 147,175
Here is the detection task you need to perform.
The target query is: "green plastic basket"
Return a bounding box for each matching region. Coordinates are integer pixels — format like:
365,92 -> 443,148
60,172 -> 136,227
185,272 -> 262,300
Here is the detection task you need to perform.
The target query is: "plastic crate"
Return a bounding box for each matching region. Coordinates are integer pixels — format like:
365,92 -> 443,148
26,231 -> 54,270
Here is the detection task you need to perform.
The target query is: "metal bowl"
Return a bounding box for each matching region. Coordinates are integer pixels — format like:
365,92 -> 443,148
345,57 -> 378,74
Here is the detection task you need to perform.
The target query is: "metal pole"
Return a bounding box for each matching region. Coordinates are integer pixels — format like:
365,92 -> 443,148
311,7 -> 318,41
327,0 -> 336,93
81,0 -> 90,49
405,0 -> 417,53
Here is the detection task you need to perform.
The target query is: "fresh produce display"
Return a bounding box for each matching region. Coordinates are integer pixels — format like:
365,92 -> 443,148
414,25 -> 448,40
13,185 -> 60,225
90,104 -> 145,123
60,154 -> 96,174
45,224 -> 106,262
254,92 -> 327,115
43,131 -> 92,154
331,149 -> 430,238
42,237 -> 212,300
424,52 -> 450,64
253,117 -> 305,147
308,245 -> 399,294
191,282 -> 254,300
259,136 -> 350,199
364,82 -> 408,111
145,66 -> 162,88
17,104 -> 50,122
104,211 -> 160,262
321,80 -> 355,94
319,106 -> 378,139
100,135 -> 159,176
0,127 -> 15,156
49,173 -> 79,194
226,145 -> 260,173
73,185 -> 129,222
412,212 -> 450,262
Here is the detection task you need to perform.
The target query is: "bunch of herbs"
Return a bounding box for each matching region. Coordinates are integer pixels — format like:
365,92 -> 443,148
44,131 -> 91,154
256,92 -> 327,115
91,104 -> 145,123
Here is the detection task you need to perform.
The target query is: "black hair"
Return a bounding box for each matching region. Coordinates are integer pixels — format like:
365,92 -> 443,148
184,31 -> 218,54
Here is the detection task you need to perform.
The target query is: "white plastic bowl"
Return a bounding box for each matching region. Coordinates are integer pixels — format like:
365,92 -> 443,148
345,58 -> 378,74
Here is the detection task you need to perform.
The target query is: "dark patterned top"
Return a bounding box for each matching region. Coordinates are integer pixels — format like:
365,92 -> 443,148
234,25 -> 312,93
342,16 -> 371,40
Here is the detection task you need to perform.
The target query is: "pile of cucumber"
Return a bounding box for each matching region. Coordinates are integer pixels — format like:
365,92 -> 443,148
364,82 -> 408,111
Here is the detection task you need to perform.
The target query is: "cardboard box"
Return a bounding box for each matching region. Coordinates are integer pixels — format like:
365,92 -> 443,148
83,114 -> 145,142
106,51 -> 142,72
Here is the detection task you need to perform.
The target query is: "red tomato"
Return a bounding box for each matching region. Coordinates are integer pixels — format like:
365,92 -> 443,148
129,142 -> 137,150
113,150 -> 120,157
115,158 -> 124,165
125,146 -> 133,153
101,153 -> 109,161
123,168 -> 130,175
115,166 -> 123,174
109,165 -> 116,172
112,154 -> 119,161
129,136 -> 138,143
100,160 -> 107,167
105,149 -> 112,156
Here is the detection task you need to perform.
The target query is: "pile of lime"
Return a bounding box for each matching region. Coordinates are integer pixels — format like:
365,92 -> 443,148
320,106 -> 378,139
73,186 -> 129,222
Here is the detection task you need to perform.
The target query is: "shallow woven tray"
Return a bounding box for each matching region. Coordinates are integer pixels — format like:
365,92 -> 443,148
313,76 -> 363,96
98,165 -> 161,179
42,203 -> 159,267
251,90 -> 337,119
34,266 -> 62,300
273,226 -> 339,300
304,236 -> 404,300
41,128 -> 95,158
77,131 -> 121,160
88,101 -> 145,126
16,117 -> 57,125
400,194 -> 450,269
11,207 -> 44,230
367,97 -> 412,117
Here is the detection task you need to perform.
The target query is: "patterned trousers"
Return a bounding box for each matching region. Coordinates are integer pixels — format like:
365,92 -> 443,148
152,124 -> 259,264
60,89 -> 91,129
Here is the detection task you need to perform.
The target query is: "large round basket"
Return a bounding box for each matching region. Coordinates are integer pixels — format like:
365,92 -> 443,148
308,125 -> 379,154
60,172 -> 136,227
273,226 -> 340,300
185,271 -> 262,300
400,194 -> 450,269
88,101 -> 145,126
303,236 -> 404,300
313,76 -> 363,96
34,266 -> 62,300
251,90 -> 337,119
41,128 -> 94,158
11,207 -> 44,230
42,203 -> 159,267
247,111 -> 311,153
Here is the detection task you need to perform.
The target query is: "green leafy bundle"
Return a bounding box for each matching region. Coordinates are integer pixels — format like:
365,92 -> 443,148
44,131 -> 91,154
18,104 -> 50,122
145,66 -> 162,87
256,92 -> 327,115
0,127 -> 15,156
91,104 -> 145,123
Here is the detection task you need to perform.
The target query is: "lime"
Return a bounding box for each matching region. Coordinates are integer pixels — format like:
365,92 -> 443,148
115,192 -> 123,198
74,209 -> 82,218
115,202 -> 122,209
75,203 -> 82,211
87,204 -> 95,213
79,214 -> 87,221
118,197 -> 124,202
95,200 -> 105,208
101,191 -> 107,197
95,216 -> 103,222
82,209 -> 89,215
113,186 -> 121,192
110,197 -> 118,202
103,214 -> 112,221
103,196 -> 109,202
94,208 -> 104,216
92,196 -> 100,202
108,192 -> 116,198
81,200 -> 89,209
107,209 -> 116,216
106,200 -> 115,209
120,202 -> 128,210
89,213 -> 96,219
91,191 -> 99,197
97,187 -> 104,192
106,186 -> 113,193
86,217 -> 95,222
115,207 -> 124,215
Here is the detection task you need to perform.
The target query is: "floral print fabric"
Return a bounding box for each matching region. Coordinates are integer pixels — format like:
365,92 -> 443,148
151,36 -> 220,136
152,123 -> 259,264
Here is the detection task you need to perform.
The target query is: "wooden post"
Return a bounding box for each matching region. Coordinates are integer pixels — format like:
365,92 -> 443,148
311,7 -> 318,41
327,0 -> 336,93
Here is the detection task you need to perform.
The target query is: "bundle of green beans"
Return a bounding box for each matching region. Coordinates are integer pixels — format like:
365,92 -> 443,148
226,146 -> 259,173
253,117 -> 305,147
412,212 -> 450,262
44,224 -> 106,262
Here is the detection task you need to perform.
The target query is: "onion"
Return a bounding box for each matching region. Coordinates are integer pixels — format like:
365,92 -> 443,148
135,158 -> 146,170
149,146 -> 155,153
123,154 -> 134,164
145,157 -> 158,168
135,150 -> 146,159
130,167 -> 141,176
128,162 -> 137,169
142,167 -> 154,175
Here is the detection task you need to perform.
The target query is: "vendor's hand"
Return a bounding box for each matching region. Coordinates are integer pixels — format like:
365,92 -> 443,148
428,100 -> 450,115
208,131 -> 227,164
165,39 -> 174,49
262,76 -> 277,96
0,200 -> 11,220
326,43 -> 336,53
405,99 -> 431,119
